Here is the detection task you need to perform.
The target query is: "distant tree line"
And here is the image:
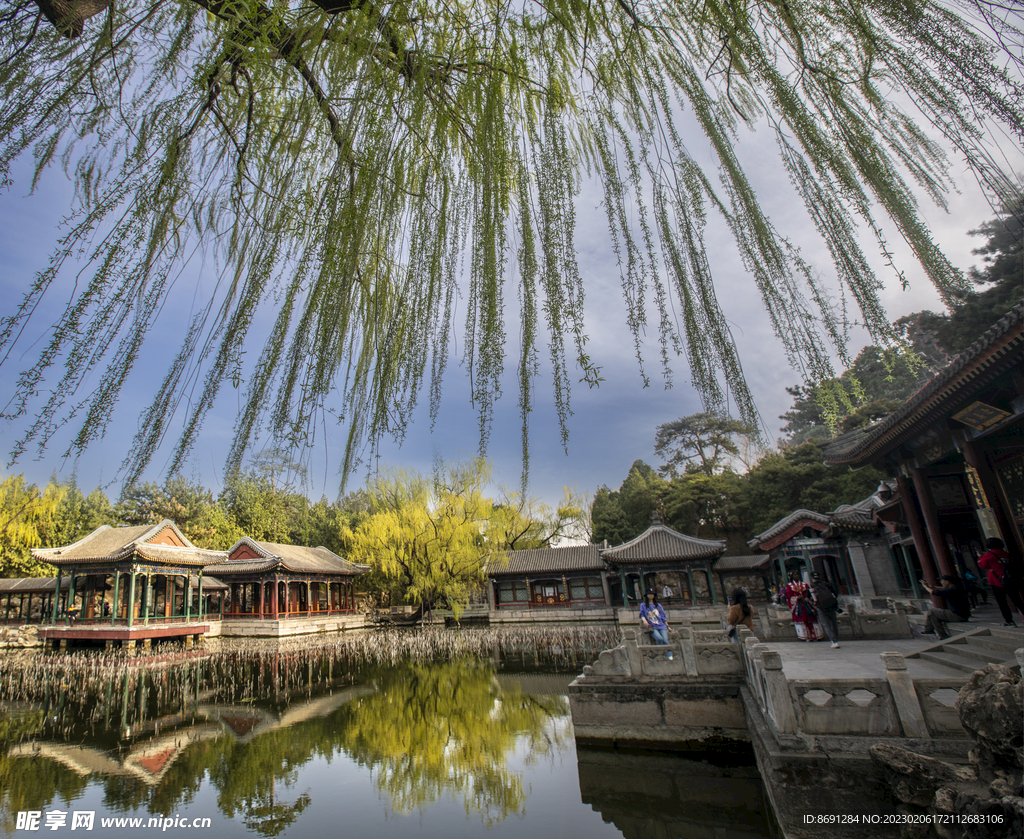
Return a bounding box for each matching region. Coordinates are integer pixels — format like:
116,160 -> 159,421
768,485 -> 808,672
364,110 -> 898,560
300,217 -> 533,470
0,456 -> 587,618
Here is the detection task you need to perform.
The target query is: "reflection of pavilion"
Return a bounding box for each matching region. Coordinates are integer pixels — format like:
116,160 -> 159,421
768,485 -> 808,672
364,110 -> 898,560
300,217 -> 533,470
7,684 -> 376,786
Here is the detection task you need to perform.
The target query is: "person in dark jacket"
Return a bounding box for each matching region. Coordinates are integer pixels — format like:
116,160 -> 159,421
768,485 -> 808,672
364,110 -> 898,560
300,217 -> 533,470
920,575 -> 971,640
810,572 -> 841,649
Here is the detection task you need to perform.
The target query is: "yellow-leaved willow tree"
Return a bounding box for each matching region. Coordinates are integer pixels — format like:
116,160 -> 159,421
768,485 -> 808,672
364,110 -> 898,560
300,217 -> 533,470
344,457 -> 588,615
344,458 -> 497,618
0,0 -> 1021,490
0,475 -> 66,577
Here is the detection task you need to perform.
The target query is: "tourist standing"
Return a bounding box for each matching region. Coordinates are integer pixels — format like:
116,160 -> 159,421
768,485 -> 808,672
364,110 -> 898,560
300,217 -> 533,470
810,573 -> 841,649
977,537 -> 1024,627
725,588 -> 755,642
639,590 -> 673,659
784,572 -> 818,641
920,575 -> 971,639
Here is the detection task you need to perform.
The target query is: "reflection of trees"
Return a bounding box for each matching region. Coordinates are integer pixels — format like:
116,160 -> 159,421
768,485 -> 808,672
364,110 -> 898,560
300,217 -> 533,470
339,658 -> 567,824
1,651 -> 571,834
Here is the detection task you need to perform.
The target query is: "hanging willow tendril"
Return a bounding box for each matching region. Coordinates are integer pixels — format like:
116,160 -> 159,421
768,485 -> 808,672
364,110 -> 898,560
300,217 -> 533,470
0,0 -> 1020,488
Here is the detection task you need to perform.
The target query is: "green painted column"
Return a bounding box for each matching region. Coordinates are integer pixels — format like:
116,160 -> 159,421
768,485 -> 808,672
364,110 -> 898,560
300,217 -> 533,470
65,571 -> 77,626
618,568 -> 628,608
196,571 -> 204,618
185,574 -> 192,621
707,561 -> 718,605
52,570 -> 63,625
685,568 -> 695,605
127,571 -> 137,629
111,573 -> 120,627
142,575 -> 150,625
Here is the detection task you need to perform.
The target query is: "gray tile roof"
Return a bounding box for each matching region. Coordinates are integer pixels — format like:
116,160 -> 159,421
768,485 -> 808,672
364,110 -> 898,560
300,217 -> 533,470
600,524 -> 724,563
135,544 -> 229,567
748,505 -> 875,551
208,538 -> 369,576
32,521 -> 209,566
822,302 -> 1023,467
0,577 -> 59,594
486,545 -> 603,576
713,554 -> 771,572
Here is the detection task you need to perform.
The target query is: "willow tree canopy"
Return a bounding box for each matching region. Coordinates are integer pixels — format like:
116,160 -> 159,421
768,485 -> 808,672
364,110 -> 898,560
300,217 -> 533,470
0,0 -> 1020,487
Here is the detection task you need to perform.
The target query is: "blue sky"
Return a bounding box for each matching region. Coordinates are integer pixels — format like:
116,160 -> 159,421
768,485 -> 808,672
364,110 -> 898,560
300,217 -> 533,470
1,107 -> 1017,510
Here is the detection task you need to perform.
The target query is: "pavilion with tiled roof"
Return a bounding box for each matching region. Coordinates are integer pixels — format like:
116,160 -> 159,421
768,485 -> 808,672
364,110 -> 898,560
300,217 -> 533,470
204,538 -> 369,620
600,514 -> 727,606
746,491 -> 901,597
485,544 -> 608,609
822,302 -> 1023,588
29,520 -> 229,648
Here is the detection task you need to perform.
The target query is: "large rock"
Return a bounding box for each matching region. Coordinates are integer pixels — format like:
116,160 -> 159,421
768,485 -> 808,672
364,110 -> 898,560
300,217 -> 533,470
955,664 -> 1024,777
869,744 -> 978,807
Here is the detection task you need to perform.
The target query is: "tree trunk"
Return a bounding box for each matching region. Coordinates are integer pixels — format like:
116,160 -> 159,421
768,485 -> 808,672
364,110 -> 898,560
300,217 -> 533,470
34,0 -> 112,38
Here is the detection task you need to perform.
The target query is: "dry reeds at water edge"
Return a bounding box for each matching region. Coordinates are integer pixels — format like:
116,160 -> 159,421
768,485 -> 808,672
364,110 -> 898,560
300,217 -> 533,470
218,624 -> 621,665
0,626 -> 621,699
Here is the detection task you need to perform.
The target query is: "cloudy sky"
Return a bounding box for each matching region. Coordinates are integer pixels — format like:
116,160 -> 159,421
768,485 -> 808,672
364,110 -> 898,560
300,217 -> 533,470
1,66 -> 1019,511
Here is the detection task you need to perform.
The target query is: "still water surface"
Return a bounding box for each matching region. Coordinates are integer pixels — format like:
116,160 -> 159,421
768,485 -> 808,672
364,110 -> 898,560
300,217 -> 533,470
1,629 -> 776,839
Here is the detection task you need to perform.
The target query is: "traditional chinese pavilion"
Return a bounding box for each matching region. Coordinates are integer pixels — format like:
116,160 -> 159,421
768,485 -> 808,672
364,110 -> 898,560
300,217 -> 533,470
821,302 -> 1024,587
203,538 -> 369,630
30,520 -> 227,649
746,489 -> 899,598
486,545 -> 609,610
600,514 -> 727,606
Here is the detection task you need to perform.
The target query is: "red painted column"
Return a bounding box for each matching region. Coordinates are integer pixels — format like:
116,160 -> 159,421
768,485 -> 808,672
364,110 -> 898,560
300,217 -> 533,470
896,474 -> 940,588
909,465 -> 957,579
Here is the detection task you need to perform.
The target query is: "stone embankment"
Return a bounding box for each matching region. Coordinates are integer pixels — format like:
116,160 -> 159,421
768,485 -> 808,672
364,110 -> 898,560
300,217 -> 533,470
571,612 -> 1024,839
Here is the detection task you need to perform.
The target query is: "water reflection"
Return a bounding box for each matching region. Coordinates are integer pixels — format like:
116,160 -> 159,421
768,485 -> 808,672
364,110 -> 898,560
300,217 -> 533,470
1,638 -> 573,836
1,631 -> 774,838
342,659 -> 567,823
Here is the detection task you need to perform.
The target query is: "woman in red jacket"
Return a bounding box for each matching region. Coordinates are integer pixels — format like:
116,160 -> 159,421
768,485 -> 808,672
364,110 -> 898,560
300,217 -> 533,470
977,537 -> 1024,627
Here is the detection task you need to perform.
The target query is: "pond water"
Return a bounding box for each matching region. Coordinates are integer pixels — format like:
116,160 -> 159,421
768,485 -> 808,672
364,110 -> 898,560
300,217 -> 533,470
1,629 -> 777,839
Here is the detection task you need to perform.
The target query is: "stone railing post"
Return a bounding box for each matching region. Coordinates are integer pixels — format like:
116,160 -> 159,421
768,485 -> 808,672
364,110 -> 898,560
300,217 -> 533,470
622,629 -> 642,676
882,652 -> 928,738
744,641 -> 769,704
1015,648 -> 1023,671
760,650 -> 797,735
676,626 -> 698,676
891,602 -> 910,636
845,602 -> 862,637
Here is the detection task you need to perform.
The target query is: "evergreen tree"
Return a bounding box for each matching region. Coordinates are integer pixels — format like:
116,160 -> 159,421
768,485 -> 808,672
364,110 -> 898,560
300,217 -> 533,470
896,195 -> 1024,357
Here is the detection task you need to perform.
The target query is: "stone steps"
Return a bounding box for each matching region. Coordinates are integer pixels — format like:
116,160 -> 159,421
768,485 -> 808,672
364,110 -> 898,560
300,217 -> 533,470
908,627 -> 1022,675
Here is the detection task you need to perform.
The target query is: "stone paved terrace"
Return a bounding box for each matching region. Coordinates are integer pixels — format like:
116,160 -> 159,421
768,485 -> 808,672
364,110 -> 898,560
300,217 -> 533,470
762,600 -> 1024,679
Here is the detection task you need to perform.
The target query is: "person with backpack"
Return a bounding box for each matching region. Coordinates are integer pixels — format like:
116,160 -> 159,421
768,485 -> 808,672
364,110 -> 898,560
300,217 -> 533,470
810,573 -> 841,649
977,537 -> 1024,627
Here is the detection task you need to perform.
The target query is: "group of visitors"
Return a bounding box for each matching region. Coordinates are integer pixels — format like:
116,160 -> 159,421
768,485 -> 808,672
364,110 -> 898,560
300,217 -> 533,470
782,571 -> 841,649
638,536 -> 1022,656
